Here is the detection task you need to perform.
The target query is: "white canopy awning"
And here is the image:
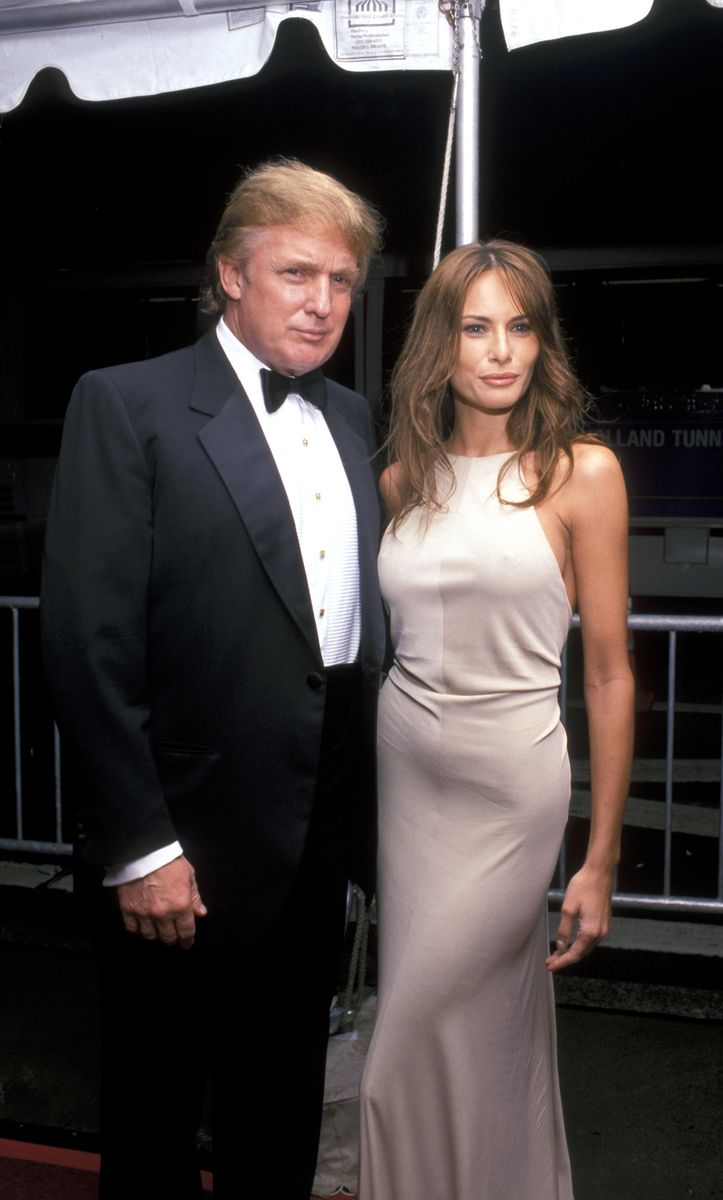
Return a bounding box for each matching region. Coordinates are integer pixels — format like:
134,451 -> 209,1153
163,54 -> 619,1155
0,2 -> 453,112
0,0 -> 663,113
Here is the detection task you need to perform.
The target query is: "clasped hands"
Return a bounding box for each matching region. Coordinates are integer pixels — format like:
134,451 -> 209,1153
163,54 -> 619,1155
116,855 -> 207,950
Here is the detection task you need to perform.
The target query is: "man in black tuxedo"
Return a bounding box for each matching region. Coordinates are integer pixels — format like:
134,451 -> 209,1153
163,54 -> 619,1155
41,159 -> 385,1199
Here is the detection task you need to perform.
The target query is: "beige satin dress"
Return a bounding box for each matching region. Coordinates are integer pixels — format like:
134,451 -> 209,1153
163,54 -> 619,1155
359,453 -> 575,1200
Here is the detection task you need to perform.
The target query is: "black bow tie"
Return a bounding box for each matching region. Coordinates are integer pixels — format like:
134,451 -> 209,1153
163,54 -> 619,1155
260,367 -> 327,414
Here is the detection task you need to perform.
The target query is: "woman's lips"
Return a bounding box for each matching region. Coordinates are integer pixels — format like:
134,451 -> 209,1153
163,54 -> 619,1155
480,373 -> 519,386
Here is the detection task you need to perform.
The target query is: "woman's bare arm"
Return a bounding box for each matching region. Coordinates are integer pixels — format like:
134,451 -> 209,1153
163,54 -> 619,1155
547,443 -> 635,971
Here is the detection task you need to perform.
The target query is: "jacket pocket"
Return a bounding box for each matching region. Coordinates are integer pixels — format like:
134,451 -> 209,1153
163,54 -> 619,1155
153,742 -> 220,808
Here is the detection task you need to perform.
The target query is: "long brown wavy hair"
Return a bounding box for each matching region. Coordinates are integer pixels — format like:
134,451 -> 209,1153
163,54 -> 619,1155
387,240 -> 596,529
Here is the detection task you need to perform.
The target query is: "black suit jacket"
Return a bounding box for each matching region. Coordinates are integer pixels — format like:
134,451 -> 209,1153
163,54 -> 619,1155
41,329 -> 385,944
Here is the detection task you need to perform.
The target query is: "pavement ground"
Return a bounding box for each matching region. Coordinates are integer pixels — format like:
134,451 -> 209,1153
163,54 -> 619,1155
0,878 -> 720,1200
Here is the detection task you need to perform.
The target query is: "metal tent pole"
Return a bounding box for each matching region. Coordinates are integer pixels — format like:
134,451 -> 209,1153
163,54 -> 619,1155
455,0 -> 483,246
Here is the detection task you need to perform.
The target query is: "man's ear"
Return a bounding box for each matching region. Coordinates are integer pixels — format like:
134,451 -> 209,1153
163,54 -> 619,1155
217,258 -> 244,302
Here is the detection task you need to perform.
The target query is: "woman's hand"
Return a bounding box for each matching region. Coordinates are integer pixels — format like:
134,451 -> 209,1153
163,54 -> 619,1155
545,862 -> 614,972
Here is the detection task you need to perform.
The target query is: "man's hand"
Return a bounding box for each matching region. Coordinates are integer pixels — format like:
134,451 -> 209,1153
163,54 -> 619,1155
116,856 -> 207,950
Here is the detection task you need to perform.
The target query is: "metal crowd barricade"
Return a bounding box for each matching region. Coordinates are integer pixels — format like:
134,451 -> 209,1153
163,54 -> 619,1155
553,613 -> 723,917
0,595 -> 70,856
1,598 -> 722,917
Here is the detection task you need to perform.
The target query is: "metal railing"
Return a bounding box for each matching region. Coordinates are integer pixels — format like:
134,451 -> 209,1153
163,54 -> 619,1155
0,596 -> 69,856
552,613 -> 723,916
2,598 -> 722,915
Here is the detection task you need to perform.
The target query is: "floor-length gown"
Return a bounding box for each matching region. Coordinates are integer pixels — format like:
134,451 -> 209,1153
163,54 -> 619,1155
359,452 -> 575,1200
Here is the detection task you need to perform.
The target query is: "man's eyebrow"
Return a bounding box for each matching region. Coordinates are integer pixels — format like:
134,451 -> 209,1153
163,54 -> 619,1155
270,254 -> 313,270
270,254 -> 359,275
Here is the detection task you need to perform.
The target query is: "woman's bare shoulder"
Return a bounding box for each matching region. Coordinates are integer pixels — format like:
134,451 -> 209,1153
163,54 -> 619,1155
562,441 -> 628,529
527,441 -> 620,490
544,441 -> 626,528
379,461 -> 406,513
568,440 -> 624,485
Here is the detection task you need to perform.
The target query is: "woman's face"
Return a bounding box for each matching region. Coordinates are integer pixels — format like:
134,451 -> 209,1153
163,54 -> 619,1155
449,269 -> 540,416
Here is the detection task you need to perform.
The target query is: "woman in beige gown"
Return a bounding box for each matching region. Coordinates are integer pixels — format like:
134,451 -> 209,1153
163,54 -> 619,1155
359,241 -> 634,1200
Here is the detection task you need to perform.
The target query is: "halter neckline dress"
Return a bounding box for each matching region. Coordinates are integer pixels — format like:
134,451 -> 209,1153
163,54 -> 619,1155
359,451 -> 575,1200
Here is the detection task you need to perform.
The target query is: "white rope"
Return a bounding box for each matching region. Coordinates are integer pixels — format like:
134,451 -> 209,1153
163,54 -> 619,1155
433,0 -> 463,268
339,886 -> 370,1030
433,69 -> 460,270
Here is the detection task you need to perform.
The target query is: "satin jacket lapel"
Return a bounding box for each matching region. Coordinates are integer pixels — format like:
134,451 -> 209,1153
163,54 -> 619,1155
190,334 -> 321,659
323,402 -> 384,672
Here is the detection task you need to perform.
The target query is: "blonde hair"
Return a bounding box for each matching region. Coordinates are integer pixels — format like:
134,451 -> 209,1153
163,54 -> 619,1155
201,158 -> 383,313
387,239 -> 596,528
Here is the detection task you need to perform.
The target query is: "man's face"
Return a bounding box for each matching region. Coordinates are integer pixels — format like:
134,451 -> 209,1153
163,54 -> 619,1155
219,225 -> 359,376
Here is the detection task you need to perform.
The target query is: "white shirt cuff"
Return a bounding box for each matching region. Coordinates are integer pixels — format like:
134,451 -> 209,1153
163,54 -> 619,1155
103,841 -> 183,887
